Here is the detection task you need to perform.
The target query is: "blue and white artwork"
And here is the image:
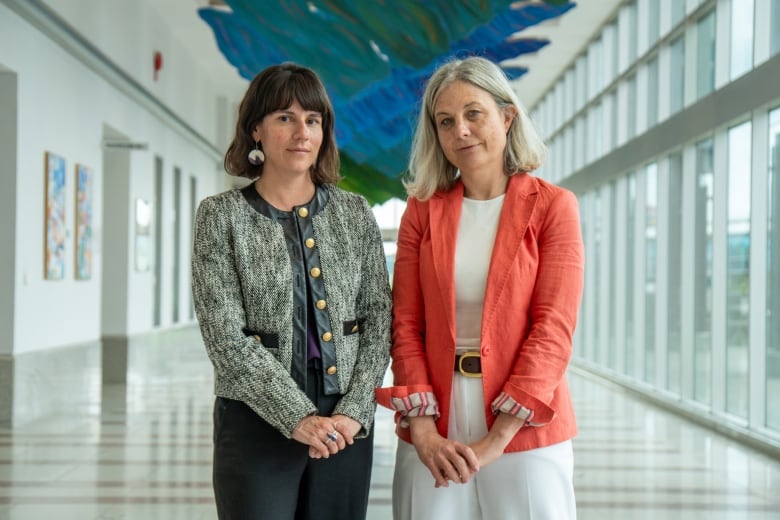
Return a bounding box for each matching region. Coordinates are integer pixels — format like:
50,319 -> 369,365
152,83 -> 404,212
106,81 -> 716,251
45,151 -> 66,280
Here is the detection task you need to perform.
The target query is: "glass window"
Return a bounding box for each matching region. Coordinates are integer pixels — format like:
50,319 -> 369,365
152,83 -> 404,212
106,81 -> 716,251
546,139 -> 557,181
647,56 -> 659,128
537,100 -> 546,136
696,10 -> 716,98
768,107 -> 780,430
575,116 -> 586,171
610,22 -> 619,79
726,121 -> 751,419
667,153 -> 683,394
645,164 -> 658,384
564,69 -> 574,121
648,0 -> 660,44
609,181 -> 619,371
590,38 -> 604,96
576,56 -> 588,111
626,173 -> 637,377
608,90 -> 618,149
670,0 -> 685,27
730,0 -> 754,79
590,103 -> 603,161
773,0 -> 780,56
594,190 -> 602,364
694,139 -> 714,405
627,1 -> 638,63
627,74 -> 637,140
670,36 -> 686,113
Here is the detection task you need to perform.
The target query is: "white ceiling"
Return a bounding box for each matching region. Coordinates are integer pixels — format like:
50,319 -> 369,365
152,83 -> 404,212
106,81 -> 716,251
507,0 -> 624,108
147,0 -> 248,94
151,0 -> 623,110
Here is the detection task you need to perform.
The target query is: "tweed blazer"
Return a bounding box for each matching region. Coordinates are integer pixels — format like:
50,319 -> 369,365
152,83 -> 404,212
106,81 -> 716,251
192,184 -> 391,439
376,173 -> 584,453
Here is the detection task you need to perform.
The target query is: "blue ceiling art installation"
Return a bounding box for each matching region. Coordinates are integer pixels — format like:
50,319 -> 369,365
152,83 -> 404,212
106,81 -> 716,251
200,1 -> 576,204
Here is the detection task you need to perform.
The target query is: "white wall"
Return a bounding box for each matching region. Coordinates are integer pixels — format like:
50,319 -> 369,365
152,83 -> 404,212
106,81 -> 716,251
0,68 -> 17,356
38,0 -> 247,146
0,2 -> 242,355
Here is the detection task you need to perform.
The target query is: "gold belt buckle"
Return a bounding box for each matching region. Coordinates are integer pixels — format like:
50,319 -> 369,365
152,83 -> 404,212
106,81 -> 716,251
457,351 -> 482,378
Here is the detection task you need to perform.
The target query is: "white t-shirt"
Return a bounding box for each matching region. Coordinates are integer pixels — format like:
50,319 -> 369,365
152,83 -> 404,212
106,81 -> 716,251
453,194 -> 505,352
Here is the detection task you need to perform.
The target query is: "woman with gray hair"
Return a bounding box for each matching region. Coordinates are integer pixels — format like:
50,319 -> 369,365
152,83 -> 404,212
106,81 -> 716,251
377,56 -> 583,519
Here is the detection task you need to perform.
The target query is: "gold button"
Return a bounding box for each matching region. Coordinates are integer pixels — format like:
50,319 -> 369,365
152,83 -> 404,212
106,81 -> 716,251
316,299 -> 327,310
310,267 -> 321,278
304,238 -> 315,248
322,331 -> 333,342
297,207 -> 309,218
351,324 -> 359,333
253,335 -> 261,342
326,366 -> 337,375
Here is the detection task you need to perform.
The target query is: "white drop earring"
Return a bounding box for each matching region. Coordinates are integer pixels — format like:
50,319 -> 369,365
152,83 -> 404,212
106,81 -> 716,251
248,141 -> 265,165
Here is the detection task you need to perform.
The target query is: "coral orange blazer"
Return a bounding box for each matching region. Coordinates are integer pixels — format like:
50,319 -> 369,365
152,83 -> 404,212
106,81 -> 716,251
376,173 -> 584,453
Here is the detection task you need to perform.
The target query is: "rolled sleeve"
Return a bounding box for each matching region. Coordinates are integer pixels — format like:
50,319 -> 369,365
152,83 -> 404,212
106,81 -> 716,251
375,385 -> 440,426
491,391 -> 548,427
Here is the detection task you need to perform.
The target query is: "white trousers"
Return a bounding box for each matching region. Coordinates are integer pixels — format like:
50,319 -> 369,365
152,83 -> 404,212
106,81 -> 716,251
392,374 -> 577,520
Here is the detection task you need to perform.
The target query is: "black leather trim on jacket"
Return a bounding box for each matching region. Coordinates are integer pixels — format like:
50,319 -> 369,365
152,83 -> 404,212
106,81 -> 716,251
342,319 -> 361,336
242,328 -> 279,350
240,184 -> 339,394
300,224 -> 340,395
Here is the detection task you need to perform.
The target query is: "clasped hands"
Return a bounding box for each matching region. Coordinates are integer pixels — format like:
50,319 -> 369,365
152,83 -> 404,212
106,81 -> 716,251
291,413 -> 361,459
409,414 -> 520,488
411,428 -> 480,488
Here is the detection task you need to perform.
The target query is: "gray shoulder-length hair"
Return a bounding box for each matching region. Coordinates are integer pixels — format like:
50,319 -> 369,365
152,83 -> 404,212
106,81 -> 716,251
405,56 -> 547,201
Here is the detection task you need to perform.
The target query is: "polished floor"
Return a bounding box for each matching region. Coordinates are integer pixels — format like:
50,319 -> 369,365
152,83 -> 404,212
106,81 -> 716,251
1,327 -> 778,519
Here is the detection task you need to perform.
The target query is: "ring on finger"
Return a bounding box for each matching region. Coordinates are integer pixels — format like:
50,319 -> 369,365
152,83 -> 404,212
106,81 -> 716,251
326,431 -> 339,442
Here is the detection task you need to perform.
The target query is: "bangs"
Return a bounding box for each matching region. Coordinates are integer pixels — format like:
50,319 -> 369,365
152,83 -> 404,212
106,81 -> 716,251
261,69 -> 331,116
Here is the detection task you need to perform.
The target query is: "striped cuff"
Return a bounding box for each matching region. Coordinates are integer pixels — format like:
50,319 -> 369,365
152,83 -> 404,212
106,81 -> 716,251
390,392 -> 439,427
491,392 -> 536,426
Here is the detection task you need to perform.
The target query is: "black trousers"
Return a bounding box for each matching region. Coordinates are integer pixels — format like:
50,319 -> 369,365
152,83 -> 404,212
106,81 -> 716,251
212,360 -> 374,520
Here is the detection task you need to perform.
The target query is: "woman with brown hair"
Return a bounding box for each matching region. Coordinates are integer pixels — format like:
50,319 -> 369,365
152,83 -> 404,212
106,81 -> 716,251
192,63 -> 392,520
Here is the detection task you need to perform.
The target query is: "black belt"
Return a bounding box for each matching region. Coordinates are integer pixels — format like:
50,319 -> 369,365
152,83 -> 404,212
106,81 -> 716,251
454,352 -> 481,377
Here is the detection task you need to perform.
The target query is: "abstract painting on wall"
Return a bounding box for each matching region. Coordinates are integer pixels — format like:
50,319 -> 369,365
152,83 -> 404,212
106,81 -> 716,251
75,163 -> 93,280
44,151 -> 66,280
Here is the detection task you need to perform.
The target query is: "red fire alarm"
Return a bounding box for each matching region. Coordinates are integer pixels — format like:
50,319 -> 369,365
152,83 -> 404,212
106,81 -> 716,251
153,51 -> 163,81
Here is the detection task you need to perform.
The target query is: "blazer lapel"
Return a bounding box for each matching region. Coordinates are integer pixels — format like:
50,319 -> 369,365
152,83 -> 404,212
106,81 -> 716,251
429,182 -> 463,342
482,174 -> 538,329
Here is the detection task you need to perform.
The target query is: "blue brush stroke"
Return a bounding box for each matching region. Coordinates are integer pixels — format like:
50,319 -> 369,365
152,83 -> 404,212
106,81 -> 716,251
199,2 -> 576,179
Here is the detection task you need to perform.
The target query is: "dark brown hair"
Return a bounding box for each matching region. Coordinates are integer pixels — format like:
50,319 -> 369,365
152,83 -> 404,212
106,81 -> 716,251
224,63 -> 340,183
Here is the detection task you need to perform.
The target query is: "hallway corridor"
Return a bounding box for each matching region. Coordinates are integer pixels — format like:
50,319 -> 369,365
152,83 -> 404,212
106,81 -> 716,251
0,327 -> 778,519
